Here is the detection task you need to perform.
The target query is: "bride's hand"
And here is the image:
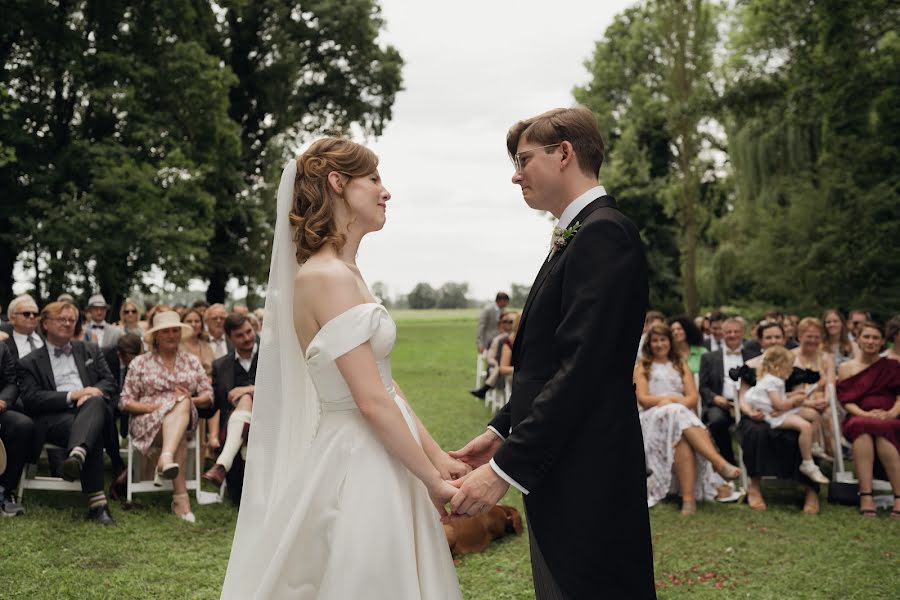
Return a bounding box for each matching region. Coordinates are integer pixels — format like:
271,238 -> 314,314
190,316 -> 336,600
434,452 -> 472,481
427,479 -> 458,522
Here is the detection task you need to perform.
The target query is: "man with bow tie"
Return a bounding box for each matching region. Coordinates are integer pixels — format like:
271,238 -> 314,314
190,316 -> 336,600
698,317 -> 760,466
18,301 -> 118,525
82,294 -> 123,350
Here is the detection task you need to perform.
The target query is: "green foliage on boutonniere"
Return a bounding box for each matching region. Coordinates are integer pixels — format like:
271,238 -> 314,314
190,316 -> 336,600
551,221 -> 581,250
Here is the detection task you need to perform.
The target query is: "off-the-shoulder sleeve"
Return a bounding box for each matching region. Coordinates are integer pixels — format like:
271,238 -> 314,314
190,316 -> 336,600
306,304 -> 388,362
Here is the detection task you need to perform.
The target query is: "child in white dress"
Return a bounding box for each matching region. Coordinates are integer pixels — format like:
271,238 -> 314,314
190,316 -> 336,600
744,346 -> 829,484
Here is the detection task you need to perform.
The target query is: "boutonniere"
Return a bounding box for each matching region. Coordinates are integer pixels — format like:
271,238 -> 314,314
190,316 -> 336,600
551,221 -> 581,250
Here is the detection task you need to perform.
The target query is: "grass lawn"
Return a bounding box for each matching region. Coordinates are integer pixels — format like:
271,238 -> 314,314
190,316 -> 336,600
1,309 -> 897,599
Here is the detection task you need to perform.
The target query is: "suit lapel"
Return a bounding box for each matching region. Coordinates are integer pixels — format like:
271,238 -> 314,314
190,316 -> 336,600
35,346 -> 56,390
73,342 -> 91,387
513,195 -> 618,361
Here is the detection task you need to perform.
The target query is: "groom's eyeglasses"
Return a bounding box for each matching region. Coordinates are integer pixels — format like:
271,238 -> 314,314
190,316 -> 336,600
513,143 -> 561,173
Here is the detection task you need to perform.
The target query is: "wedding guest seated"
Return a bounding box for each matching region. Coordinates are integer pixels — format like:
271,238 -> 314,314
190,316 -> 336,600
191,300 -> 209,320
232,303 -> 249,316
736,321 -> 821,513
475,292 -> 509,355
635,323 -> 741,516
792,317 -> 837,459
0,339 -> 33,516
204,303 -> 230,359
636,310 -> 665,363
699,317 -> 754,466
119,311 -> 213,523
783,317 -> 799,349
882,316 -> 900,362
668,315 -> 707,374
202,313 -> 258,503
82,294 -> 123,350
17,301 -> 118,525
118,299 -> 145,338
103,333 -> 144,500
253,308 -> 265,330
4,295 -> 44,362
470,312 -> 517,399
179,309 -> 214,376
837,321 -> 900,519
847,310 -> 870,342
704,311 -> 725,352
822,308 -> 858,368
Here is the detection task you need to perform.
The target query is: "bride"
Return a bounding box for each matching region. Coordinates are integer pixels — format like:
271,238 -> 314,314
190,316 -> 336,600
221,138 -> 468,599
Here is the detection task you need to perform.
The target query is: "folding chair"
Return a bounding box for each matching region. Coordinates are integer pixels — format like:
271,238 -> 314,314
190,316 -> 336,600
17,443 -> 83,500
474,352 -> 488,389
125,433 -> 203,502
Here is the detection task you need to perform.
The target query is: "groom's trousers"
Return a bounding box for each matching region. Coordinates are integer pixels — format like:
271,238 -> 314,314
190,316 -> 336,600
529,528 -> 569,600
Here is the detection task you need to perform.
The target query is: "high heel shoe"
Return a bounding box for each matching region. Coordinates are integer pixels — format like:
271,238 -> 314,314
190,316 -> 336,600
857,491 -> 877,518
171,492 -> 196,524
157,451 -> 179,480
715,461 -> 742,480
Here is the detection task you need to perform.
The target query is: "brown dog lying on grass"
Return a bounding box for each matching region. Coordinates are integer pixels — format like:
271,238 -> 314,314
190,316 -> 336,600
443,505 -> 523,555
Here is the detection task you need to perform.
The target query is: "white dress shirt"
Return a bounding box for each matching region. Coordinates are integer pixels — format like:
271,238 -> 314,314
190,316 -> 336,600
46,342 -> 85,403
721,345 -> 744,400
236,345 -> 258,373
12,330 -> 44,359
210,335 -> 229,359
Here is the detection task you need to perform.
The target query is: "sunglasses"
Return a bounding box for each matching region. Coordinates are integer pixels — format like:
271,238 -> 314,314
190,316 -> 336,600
16,311 -> 39,318
122,309 -> 138,314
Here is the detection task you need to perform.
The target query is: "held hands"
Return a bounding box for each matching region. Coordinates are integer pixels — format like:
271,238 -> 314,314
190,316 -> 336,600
448,463 -> 510,517
427,477 -> 459,522
449,429 -> 503,469
434,452 -> 472,481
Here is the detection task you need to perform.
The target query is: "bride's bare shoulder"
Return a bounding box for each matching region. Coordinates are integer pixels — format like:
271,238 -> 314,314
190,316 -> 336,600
295,258 -> 363,312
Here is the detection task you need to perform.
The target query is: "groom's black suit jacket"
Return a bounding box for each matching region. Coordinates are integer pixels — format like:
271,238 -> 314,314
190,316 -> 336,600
489,195 -> 655,598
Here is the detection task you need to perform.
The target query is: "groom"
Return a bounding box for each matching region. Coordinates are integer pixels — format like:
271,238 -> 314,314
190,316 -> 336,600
450,107 -> 655,598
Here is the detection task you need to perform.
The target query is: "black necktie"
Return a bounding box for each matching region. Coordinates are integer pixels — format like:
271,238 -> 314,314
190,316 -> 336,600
27,335 -> 37,352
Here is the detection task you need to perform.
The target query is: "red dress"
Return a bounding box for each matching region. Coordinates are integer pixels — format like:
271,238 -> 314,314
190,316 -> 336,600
837,358 -> 900,452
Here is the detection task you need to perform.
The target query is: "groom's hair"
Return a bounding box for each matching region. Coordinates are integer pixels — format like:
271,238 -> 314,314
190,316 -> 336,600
506,106 -> 605,178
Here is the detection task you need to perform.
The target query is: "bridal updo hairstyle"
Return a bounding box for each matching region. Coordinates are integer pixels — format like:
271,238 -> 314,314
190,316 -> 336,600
289,137 -> 378,264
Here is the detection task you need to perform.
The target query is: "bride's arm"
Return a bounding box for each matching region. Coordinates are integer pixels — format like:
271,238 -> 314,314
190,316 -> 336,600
393,379 -> 471,480
299,268 -> 457,514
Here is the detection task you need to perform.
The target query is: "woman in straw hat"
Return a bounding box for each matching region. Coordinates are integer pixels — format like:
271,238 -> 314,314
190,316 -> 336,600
119,311 -> 213,522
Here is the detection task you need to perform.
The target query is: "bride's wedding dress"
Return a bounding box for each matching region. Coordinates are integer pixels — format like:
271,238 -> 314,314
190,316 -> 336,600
221,302 -> 462,599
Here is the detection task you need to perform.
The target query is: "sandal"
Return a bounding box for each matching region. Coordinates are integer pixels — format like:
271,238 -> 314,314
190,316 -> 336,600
892,495 -> 900,520
747,485 -> 767,511
171,492 -> 196,524
857,491 -> 877,518
157,452 -> 179,480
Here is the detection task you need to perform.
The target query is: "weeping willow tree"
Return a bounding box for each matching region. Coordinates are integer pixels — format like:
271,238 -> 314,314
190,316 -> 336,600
715,0 -> 900,317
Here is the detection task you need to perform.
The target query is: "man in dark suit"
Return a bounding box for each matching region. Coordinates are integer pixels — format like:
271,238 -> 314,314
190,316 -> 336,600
450,107 -> 655,599
698,317 -> 758,466
201,313 -> 257,503
0,341 -> 34,516
17,301 -> 117,524
3,295 -> 44,363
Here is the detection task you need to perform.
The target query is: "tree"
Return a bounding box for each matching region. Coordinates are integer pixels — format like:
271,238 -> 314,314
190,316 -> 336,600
371,281 -> 390,307
716,0 -> 900,316
437,282 -> 469,309
407,282 -> 438,309
575,1 -> 722,316
1,0 -> 236,308
509,283 -> 531,308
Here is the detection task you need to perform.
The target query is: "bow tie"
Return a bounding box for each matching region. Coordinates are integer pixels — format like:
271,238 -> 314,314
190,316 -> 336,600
92,323 -> 105,329
725,349 -> 742,356
53,344 -> 73,357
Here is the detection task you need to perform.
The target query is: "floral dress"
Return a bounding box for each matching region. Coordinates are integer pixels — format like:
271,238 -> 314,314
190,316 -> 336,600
640,361 -> 727,507
120,351 -> 212,455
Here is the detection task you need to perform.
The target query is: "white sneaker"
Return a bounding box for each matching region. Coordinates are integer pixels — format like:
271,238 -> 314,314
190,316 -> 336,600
800,461 -> 829,484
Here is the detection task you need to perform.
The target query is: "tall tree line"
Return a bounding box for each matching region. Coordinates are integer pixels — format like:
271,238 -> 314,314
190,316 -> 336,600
577,0 -> 899,318
0,0 -> 402,310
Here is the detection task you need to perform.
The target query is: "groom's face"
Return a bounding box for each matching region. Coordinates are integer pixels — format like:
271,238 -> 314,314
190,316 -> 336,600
511,137 -> 559,211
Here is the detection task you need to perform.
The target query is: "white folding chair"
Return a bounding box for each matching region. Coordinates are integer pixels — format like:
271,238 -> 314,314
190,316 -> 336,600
474,353 -> 487,388
125,433 -> 203,502
17,443 -> 83,500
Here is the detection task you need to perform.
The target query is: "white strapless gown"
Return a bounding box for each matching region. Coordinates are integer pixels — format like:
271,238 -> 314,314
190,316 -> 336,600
221,303 -> 462,599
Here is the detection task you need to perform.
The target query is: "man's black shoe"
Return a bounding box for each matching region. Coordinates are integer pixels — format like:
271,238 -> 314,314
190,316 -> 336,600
87,504 -> 116,526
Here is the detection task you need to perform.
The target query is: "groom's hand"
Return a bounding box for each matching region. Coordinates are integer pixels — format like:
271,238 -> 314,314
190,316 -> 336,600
449,463 -> 509,517
449,429 -> 503,469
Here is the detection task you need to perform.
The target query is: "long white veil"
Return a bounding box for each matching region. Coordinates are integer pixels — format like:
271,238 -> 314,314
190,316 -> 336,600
220,159 -> 320,596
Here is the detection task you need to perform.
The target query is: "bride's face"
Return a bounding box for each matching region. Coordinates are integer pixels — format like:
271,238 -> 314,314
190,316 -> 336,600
336,170 -> 391,234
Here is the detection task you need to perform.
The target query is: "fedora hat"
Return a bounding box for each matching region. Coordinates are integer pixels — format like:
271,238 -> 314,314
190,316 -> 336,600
144,311 -> 193,345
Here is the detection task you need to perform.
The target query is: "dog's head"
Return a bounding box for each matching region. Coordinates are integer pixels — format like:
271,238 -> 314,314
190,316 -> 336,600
499,505 -> 523,535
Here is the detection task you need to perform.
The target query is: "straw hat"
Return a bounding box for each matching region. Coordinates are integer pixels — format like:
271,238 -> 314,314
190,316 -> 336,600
144,311 -> 193,345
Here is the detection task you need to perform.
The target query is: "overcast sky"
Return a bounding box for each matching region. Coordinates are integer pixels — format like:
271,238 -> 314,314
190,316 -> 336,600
342,0 -> 635,301
13,0 -> 636,302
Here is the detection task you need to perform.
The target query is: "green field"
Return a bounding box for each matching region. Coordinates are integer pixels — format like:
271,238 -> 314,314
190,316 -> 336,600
1,310 -> 897,599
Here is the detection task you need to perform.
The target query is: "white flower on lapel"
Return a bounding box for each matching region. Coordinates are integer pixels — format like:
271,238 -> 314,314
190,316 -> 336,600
551,221 -> 582,251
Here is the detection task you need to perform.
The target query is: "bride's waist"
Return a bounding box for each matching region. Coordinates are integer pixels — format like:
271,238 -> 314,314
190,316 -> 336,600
320,386 -> 397,413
